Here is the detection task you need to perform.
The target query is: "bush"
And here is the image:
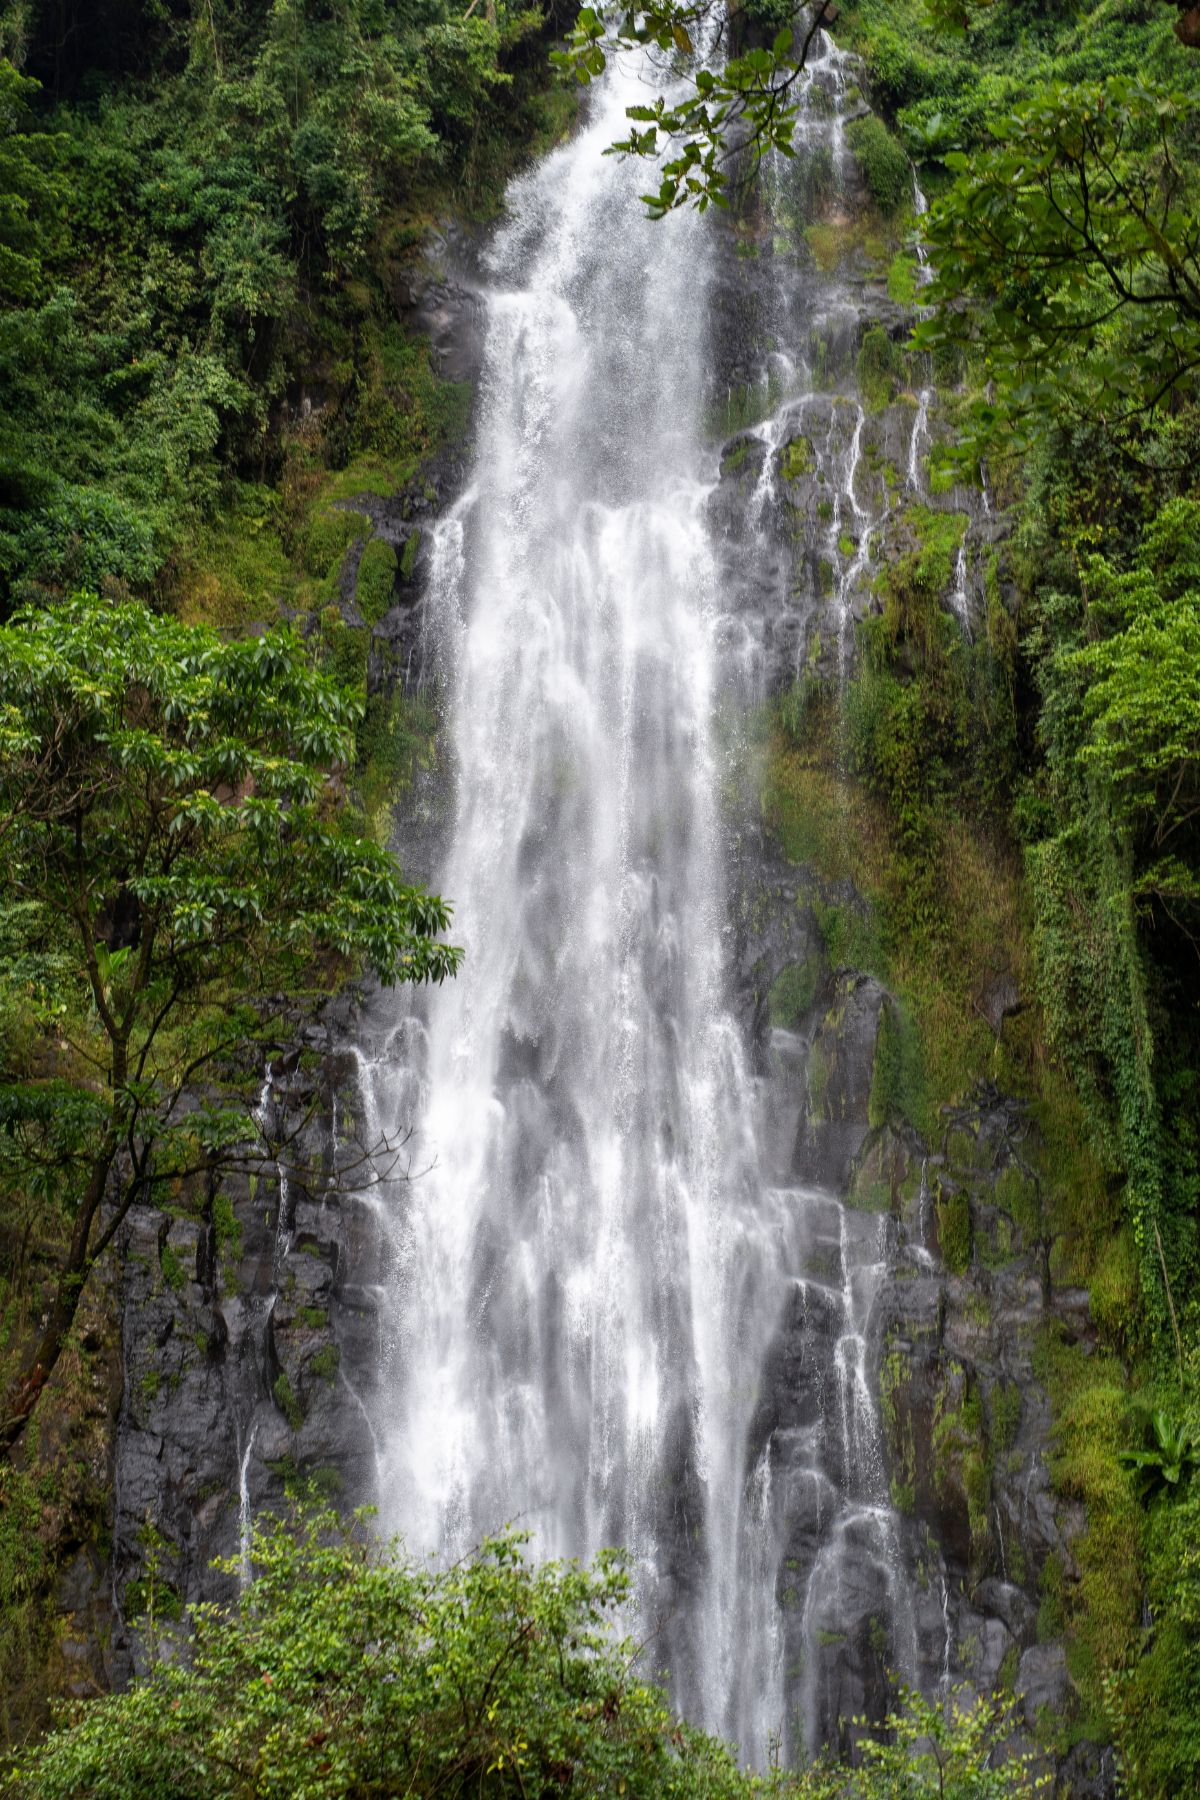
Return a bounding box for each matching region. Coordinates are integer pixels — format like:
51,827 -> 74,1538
846,116 -> 912,213
5,1508 -> 1046,1800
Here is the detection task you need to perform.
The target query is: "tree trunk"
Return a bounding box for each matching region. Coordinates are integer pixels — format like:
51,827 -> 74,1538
0,1132 -> 119,1453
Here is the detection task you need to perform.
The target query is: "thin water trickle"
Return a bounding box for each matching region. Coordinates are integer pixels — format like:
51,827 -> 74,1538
238,1423 -> 258,1589
951,537 -> 972,637
908,386 -> 933,492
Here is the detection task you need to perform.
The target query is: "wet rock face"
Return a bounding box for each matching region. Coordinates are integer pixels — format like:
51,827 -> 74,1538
109,1016 -> 382,1677
728,829 -> 1110,1784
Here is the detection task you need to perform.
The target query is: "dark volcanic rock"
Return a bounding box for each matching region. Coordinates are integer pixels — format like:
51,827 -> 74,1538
110,1039 -> 383,1677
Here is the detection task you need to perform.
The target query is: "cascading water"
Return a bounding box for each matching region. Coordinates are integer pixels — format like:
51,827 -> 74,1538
357,18 -> 928,1765
365,30 -> 781,1741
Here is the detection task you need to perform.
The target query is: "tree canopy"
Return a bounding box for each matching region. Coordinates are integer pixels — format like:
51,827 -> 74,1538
916,77 -> 1200,458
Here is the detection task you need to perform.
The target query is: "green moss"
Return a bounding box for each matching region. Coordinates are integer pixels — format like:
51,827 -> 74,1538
1037,1550 -> 1066,1643
857,326 -> 904,413
887,250 -> 919,306
805,213 -> 892,273
159,1242 -> 186,1293
322,616 -> 369,691
936,1187 -> 971,1274
298,1307 -> 328,1331
994,1163 -> 1041,1240
1035,1328 -> 1141,1700
303,507 -> 370,579
777,672 -> 823,742
309,1345 -> 340,1384
846,115 -> 912,212
868,997 -> 928,1134
707,374 -> 785,441
813,898 -> 884,978
174,484 -> 298,632
935,1375 -> 992,1562
273,1372 -> 304,1430
399,528 -> 421,582
1089,1226 -> 1141,1347
990,1381 -> 1022,1456
768,959 -> 821,1029
881,1344 -> 917,1511
945,1126 -> 977,1171
977,1209 -> 1016,1269
781,434 -> 815,480
355,536 -> 397,625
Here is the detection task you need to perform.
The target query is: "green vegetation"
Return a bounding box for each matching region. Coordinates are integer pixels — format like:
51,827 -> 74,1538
4,1507 -> 1044,1800
844,115 -> 911,213
0,0 -> 567,604
272,1373 -> 303,1432
1,0 -> 1199,1785
855,327 -> 907,414
0,595 -> 458,1448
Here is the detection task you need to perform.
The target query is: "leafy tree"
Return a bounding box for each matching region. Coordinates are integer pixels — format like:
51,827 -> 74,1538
916,78 -> 1200,458
2,1506 -> 1044,1799
1063,497 -> 1200,905
0,592 -> 459,1448
855,1686 -> 1048,1799
0,56 -> 59,303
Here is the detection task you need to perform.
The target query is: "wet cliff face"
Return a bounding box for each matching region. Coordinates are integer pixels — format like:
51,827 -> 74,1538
107,43 -> 1115,1797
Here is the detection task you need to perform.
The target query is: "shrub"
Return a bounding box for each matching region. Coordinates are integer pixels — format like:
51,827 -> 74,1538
5,1509 -> 1046,1799
846,116 -> 912,213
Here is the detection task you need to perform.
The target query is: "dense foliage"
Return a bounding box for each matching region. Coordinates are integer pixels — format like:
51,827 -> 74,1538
0,0 -> 563,605
3,1509 -> 1043,1800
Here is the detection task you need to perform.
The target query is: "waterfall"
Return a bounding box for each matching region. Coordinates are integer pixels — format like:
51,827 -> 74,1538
357,21 -> 927,1765
366,35 -> 781,1738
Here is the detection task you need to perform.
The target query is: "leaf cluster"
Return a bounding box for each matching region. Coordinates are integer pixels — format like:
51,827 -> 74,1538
917,78 -> 1200,457
555,5 -> 834,216
0,590 -> 457,1305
